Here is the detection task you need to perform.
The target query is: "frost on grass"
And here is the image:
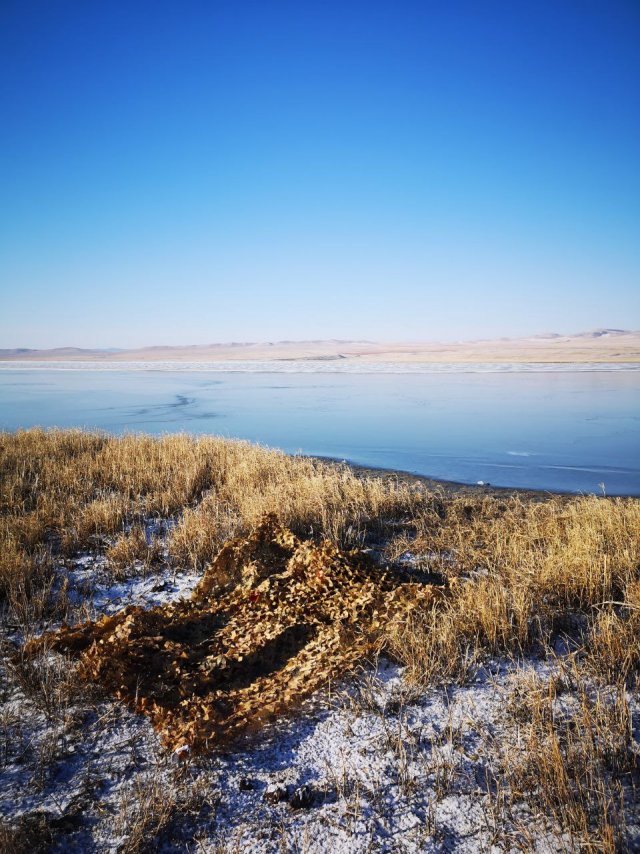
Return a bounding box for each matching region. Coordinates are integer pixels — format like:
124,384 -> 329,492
4,639 -> 636,853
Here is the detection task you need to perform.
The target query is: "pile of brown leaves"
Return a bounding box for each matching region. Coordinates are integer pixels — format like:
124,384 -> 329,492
32,517 -> 442,752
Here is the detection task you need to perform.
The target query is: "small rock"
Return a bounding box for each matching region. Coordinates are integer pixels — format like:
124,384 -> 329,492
290,784 -> 314,810
263,783 -> 288,805
239,777 -> 254,791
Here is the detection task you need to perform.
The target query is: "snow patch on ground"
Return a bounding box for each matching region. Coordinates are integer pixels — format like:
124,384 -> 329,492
64,553 -> 201,617
0,648 -> 584,852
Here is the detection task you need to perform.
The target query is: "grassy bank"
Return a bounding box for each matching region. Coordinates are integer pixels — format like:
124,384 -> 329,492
1,429 -> 639,851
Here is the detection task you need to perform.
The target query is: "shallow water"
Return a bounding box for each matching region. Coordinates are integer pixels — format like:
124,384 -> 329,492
1,365 -> 639,495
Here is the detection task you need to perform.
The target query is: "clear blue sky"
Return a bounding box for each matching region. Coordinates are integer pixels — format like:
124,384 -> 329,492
1,0 -> 639,347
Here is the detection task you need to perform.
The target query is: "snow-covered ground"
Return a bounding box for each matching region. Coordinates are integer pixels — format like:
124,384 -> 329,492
1,553 -> 638,852
64,553 -> 201,617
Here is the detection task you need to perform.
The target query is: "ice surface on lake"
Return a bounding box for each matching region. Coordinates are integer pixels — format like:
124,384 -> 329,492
1,364 -> 638,495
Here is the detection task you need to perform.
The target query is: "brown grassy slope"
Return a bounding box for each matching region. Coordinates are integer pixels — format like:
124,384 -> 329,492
1,429 -> 639,850
0,429 -> 425,621
1,428 -> 638,681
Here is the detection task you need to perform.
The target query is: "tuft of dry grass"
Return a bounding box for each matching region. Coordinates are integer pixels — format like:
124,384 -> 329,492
113,767 -> 215,854
3,638 -> 93,722
499,661 -> 638,851
106,526 -> 163,578
0,812 -> 54,854
584,579 -> 640,684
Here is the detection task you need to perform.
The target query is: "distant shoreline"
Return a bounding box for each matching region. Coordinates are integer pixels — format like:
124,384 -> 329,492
1,330 -> 639,365
0,359 -> 639,374
318,456 -> 591,501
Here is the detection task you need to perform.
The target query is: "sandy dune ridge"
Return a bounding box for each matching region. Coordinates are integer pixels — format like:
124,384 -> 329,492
1,329 -> 639,363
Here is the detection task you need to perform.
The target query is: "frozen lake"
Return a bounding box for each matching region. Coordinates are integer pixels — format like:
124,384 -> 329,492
1,363 -> 639,495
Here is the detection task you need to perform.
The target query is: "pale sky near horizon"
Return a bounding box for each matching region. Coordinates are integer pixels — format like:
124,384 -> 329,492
1,1 -> 639,348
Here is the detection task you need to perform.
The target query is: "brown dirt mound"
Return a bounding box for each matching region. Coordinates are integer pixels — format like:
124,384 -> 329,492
32,517 -> 443,752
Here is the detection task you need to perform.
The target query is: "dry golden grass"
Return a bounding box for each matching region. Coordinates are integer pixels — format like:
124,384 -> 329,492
0,812 -> 54,854
499,662 -> 636,852
2,428 -> 639,678
105,526 -> 163,578
113,768 -> 214,854
1,428 -> 639,850
384,495 -> 640,684
0,429 -> 424,620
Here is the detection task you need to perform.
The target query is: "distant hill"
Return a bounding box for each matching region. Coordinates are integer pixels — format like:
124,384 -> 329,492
1,330 -> 639,364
